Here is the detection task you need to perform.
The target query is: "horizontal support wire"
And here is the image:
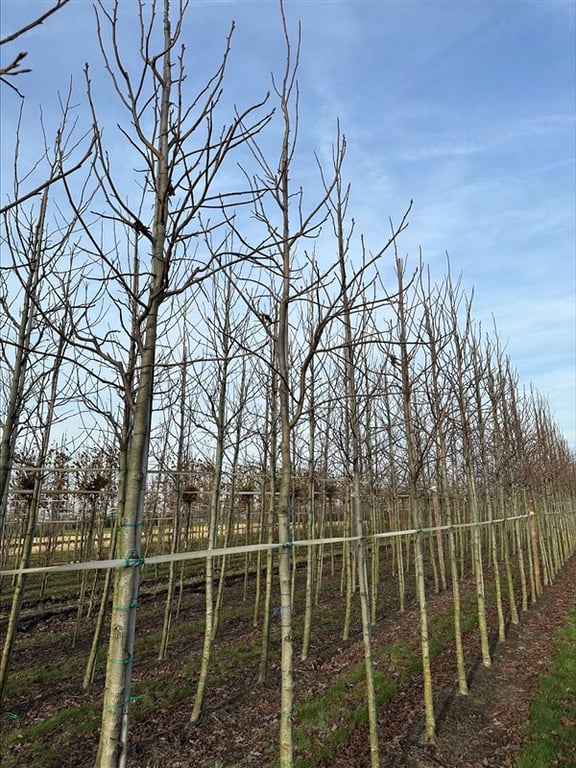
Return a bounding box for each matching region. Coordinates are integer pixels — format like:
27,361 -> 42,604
0,512 -> 537,577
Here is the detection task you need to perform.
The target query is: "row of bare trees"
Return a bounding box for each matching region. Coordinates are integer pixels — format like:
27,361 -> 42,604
1,1 -> 575,767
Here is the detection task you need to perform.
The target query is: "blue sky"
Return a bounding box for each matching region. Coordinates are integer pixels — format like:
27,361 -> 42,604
1,0 -> 575,448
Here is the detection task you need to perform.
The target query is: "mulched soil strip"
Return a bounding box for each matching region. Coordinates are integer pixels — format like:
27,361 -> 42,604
327,554 -> 576,768
2,554 -> 575,767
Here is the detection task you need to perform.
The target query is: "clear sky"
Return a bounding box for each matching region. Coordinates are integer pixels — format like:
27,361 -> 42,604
1,0 -> 575,448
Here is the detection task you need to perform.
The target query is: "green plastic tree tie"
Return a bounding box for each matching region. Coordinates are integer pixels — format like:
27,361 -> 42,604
124,554 -> 145,567
116,601 -> 140,612
105,694 -> 141,711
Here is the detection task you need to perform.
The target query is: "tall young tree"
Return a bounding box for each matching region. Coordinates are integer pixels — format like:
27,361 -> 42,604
392,254 -> 437,743
421,275 -> 469,694
485,341 -> 520,627
0,100 -> 92,699
157,341 -> 189,662
446,277 -> 492,669
0,320 -> 70,703
329,161 -> 381,767
190,257 -> 253,723
0,100 -> 87,533
234,8 -> 340,760
62,3 -> 272,765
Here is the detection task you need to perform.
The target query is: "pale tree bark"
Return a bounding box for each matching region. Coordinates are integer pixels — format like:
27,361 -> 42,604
0,113 -> 87,698
300,352 -> 317,661
331,170 -> 380,767
470,339 -> 506,644
0,99 -> 87,534
529,398 -> 548,596
421,276 -> 468,694
212,363 -> 250,638
84,243 -> 140,691
276,122 -> 296,768
419,280 -> 448,594
0,326 -> 68,704
446,279 -> 491,668
314,418 -> 334,607
297,288 -> 332,658
317,128 -> 412,759
361,360 -> 381,626
258,352 -> 278,684
485,345 -> 519,627
501,360 -> 530,610
393,254 -> 436,744
158,345 -> 189,662
0,202 -> 45,535
379,367 -> 406,613
78,2 -> 271,764
236,8 -> 341,759
190,266 -> 249,723
73,451 -> 111,648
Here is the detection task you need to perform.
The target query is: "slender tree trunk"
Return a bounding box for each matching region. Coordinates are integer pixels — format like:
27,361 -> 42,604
277,223 -> 295,768
301,361 -> 316,661
95,6 -> 172,763
259,363 -> 278,684
158,351 -> 188,661
84,507 -> 121,689
331,174 -> 380,766
394,256 -> 436,743
446,286 -> 492,669
0,331 -> 66,704
0,188 -> 48,532
191,297 -> 232,722
213,372 -> 247,639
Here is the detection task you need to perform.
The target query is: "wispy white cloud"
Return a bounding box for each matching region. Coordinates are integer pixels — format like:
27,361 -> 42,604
0,0 -> 574,447
397,114 -> 574,161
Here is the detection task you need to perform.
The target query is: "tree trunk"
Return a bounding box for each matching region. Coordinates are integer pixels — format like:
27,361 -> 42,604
0,331 -> 66,704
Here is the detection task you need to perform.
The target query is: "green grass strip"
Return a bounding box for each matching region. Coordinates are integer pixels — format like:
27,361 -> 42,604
516,609 -> 576,768
0,702 -> 100,768
293,587 -> 485,768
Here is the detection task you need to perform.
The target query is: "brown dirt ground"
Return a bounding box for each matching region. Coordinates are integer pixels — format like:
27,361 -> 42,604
331,556 -> 576,768
1,553 -> 575,768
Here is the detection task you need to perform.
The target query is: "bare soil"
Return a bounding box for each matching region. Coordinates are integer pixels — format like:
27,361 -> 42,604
332,557 -> 576,768
1,553 -> 575,768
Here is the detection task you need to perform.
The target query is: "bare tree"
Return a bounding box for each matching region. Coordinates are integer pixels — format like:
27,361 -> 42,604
445,274 -> 492,669
0,99 -> 87,532
392,253 -> 437,744
190,254 -> 253,723
420,273 -> 468,694
53,2 -> 271,765
0,317 -> 70,703
329,162 -> 381,766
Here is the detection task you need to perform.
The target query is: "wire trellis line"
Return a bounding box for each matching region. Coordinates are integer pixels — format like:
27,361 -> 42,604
0,512 -> 535,577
